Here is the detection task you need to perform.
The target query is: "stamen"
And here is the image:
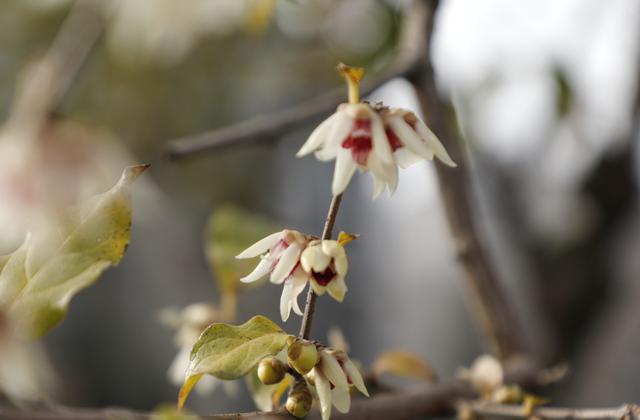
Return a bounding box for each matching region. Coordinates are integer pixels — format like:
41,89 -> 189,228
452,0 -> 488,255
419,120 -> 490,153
312,266 -> 336,286
337,63 -> 364,105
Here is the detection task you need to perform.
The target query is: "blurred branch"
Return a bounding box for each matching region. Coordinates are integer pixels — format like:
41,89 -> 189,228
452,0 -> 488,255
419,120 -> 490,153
165,0 -> 428,159
409,0 -> 527,361
469,402 -> 640,420
8,0 -> 106,126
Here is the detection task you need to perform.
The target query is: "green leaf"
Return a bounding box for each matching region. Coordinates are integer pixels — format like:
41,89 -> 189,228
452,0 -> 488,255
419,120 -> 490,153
178,315 -> 288,409
204,204 -> 278,295
0,164 -> 148,338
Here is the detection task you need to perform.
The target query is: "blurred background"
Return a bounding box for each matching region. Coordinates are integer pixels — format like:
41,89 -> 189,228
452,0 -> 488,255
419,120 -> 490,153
0,0 -> 639,414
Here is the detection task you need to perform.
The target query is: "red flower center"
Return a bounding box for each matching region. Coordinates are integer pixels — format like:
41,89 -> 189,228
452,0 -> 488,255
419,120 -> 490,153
385,126 -> 403,152
342,119 -> 372,165
312,266 -> 336,286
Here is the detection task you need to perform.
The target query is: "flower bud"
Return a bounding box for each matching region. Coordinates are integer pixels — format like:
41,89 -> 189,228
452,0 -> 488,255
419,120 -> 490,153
288,339 -> 319,375
285,381 -> 312,418
257,357 -> 286,385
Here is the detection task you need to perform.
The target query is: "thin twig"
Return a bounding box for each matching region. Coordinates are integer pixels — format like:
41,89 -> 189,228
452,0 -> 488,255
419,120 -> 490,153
407,0 -> 527,361
298,194 -> 343,339
165,0 -> 428,159
469,402 -> 640,420
9,0 -> 106,126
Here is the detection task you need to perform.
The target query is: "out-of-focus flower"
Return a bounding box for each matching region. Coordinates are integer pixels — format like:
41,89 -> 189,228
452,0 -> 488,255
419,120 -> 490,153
0,312 -> 57,403
237,232 -> 351,321
307,348 -> 369,420
107,0 -> 275,68
457,354 -> 504,399
297,64 -> 455,197
300,240 -> 348,302
160,303 -> 237,397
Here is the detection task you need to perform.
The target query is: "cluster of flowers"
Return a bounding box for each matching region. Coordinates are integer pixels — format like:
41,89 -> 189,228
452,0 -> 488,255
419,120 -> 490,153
237,229 -> 349,322
257,337 -> 368,420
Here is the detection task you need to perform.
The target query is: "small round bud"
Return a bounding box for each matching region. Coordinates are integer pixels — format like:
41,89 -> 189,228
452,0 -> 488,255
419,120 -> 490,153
257,357 -> 286,385
285,381 -> 312,418
288,339 -> 318,375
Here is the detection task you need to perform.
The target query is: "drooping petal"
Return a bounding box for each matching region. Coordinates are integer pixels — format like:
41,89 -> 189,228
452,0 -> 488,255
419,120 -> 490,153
385,161 -> 398,196
239,257 -> 271,283
325,108 -> 353,150
321,352 -> 349,390
297,113 -> 337,157
369,109 -> 393,164
314,369 -> 333,420
343,358 -> 369,397
414,120 -> 457,167
331,148 -> 357,196
236,231 -> 282,259
394,147 -> 423,169
270,243 -> 301,284
310,278 -> 327,295
388,117 -> 434,160
334,252 -> 348,277
372,176 -> 385,198
290,270 -> 309,316
301,245 -> 331,273
326,276 -> 347,302
280,280 -> 295,322
331,388 -> 351,413
315,147 -> 338,162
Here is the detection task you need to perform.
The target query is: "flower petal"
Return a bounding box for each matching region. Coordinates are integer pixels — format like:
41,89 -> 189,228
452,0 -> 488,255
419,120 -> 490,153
334,252 -> 348,277
414,120 -> 457,167
236,231 -> 282,259
388,117 -> 434,160
321,352 -> 349,390
372,176 -> 385,198
314,369 -> 333,420
280,280 -> 294,322
297,113 -> 337,157
270,244 -> 301,284
394,147 -> 423,169
332,148 -> 357,196
326,109 -> 353,150
370,109 -> 393,164
301,245 -> 330,273
326,276 -> 347,302
290,271 -> 309,316
310,278 -> 327,295
343,358 -> 369,397
331,388 -> 351,413
239,257 -> 271,283
315,147 -> 337,162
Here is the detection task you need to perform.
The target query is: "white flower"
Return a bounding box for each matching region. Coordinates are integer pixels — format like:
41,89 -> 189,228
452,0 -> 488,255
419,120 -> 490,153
297,102 -> 397,197
308,348 -> 369,420
236,230 -> 312,322
300,240 -> 348,302
297,102 -> 456,197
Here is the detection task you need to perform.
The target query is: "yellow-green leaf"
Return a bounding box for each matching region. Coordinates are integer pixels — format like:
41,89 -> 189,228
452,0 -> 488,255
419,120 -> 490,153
179,315 -> 288,409
0,164 -> 148,338
372,350 -> 438,383
204,204 -> 279,295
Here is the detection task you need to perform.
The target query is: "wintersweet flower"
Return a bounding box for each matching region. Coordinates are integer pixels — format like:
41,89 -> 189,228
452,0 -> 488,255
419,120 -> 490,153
300,239 -> 348,302
307,348 -> 369,420
297,63 -> 456,197
236,229 -> 313,321
297,102 -> 398,197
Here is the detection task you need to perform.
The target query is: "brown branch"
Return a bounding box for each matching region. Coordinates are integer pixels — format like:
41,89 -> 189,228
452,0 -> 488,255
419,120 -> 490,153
407,0 -> 527,361
298,194 -> 344,339
469,402 -> 640,420
165,0 -> 428,160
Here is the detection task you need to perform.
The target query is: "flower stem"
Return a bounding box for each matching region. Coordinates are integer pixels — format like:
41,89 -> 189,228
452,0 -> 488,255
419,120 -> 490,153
298,193 -> 343,339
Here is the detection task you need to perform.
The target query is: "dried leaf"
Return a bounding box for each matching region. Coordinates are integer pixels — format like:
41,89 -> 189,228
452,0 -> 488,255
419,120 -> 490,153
372,350 -> 438,383
178,315 -> 288,409
0,165 -> 148,338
